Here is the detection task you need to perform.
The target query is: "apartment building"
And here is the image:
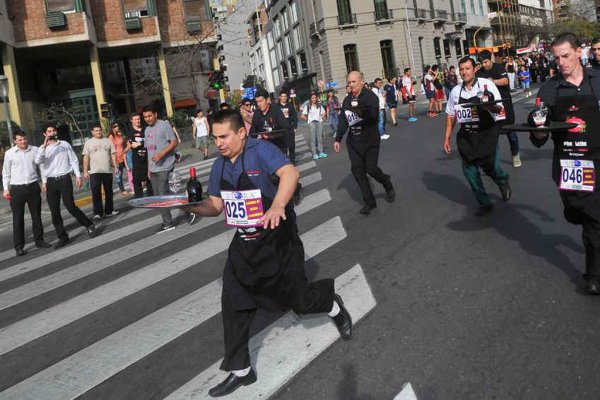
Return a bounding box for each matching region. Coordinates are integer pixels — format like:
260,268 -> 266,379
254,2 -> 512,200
517,0 -> 554,44
0,0 -> 217,141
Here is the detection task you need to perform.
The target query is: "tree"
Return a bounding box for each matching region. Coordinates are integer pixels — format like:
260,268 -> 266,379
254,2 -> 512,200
549,16 -> 600,41
36,102 -> 88,146
242,74 -> 265,88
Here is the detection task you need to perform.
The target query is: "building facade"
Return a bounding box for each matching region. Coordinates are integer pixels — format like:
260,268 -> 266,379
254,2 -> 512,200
0,0 -> 217,142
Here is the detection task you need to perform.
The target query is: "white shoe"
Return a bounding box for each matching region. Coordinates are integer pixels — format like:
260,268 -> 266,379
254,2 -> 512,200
93,214 -> 103,221
188,213 -> 196,225
381,134 -> 390,140
512,154 -> 522,168
105,210 -> 119,217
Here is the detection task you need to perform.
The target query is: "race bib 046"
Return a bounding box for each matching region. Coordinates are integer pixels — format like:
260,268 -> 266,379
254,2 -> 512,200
221,189 -> 264,227
345,110 -> 363,127
559,159 -> 595,192
454,104 -> 479,124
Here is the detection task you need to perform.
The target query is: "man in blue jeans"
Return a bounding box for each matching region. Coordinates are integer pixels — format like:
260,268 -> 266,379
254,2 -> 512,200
371,78 -> 389,139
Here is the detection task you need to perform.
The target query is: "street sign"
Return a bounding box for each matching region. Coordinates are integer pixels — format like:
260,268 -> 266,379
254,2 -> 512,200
325,81 -> 339,89
243,87 -> 257,100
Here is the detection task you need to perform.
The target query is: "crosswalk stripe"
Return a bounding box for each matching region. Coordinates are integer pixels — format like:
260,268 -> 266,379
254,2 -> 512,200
0,218 -> 346,400
0,190 -> 333,357
165,264 -> 375,400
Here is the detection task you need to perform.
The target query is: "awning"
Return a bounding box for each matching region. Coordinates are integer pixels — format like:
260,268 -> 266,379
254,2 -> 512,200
174,98 -> 198,109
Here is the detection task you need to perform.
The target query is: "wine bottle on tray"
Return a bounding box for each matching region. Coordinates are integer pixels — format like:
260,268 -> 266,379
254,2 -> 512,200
187,167 -> 203,203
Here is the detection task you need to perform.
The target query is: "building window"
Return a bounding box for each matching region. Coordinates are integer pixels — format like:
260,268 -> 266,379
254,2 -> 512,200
470,0 -> 475,14
478,0 -> 483,14
443,39 -> 451,58
460,0 -> 466,13
270,48 -> 277,69
290,1 -> 298,24
267,31 -> 274,49
277,40 -> 284,60
299,51 -> 308,73
374,0 -> 389,20
337,0 -> 353,24
47,0 -> 76,12
380,40 -> 396,79
433,37 -> 442,58
283,34 -> 290,54
463,39 -> 469,56
282,8 -> 289,31
123,0 -> 151,17
289,56 -> 298,76
344,44 -> 359,73
455,38 -> 462,57
273,17 -> 280,37
184,0 -> 209,21
281,60 -> 290,80
293,27 -> 302,51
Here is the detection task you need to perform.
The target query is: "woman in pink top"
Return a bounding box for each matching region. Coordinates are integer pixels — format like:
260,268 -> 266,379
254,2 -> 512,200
108,122 -> 130,196
240,99 -> 254,132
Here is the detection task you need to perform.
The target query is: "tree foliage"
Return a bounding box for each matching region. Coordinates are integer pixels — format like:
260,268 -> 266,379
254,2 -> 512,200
549,16 -> 600,41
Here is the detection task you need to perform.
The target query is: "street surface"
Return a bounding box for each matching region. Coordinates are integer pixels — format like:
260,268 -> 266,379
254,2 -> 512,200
1,92 -> 600,399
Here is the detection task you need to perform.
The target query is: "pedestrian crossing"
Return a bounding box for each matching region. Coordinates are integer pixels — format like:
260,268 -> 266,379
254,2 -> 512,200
0,134 -> 376,399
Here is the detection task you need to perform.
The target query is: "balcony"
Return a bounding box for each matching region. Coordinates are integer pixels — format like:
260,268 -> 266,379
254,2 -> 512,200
433,10 -> 449,22
338,13 -> 358,27
415,9 -> 429,20
374,8 -> 394,23
309,19 -> 325,38
453,12 -> 467,24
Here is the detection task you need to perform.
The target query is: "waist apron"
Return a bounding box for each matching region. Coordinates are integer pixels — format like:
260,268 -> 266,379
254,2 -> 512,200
551,88 -> 600,224
220,153 -> 305,312
455,85 -> 499,170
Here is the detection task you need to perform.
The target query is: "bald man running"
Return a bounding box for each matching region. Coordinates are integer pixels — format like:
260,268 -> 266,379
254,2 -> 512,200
334,71 -> 395,215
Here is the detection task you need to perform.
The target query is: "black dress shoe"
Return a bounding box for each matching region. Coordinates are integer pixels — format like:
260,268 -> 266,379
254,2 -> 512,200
475,204 -> 494,217
87,224 -> 98,238
208,369 -> 257,397
15,248 -> 26,256
585,280 -> 600,295
331,294 -> 353,340
499,183 -> 512,202
54,238 -> 71,249
35,241 -> 52,248
359,204 -> 376,215
383,181 -> 396,203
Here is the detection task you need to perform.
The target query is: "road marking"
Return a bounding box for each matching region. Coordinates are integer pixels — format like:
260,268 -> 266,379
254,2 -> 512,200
394,383 -> 418,400
0,217 -> 346,400
166,264 -> 375,400
0,191 -> 333,357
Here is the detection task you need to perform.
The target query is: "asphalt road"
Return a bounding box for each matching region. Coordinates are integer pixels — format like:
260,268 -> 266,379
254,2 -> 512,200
0,92 -> 599,400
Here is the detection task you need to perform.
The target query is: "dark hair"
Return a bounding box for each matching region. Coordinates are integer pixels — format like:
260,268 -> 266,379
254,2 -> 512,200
279,91 -> 289,97
12,130 -> 26,140
43,123 -> 58,132
592,37 -> 600,46
91,123 -> 103,130
404,67 -> 411,74
424,64 -> 431,73
458,56 -> 476,68
478,50 -> 493,60
551,32 -> 581,50
241,98 -> 252,104
255,88 -> 270,99
219,102 -> 231,109
210,109 -> 245,132
195,109 -> 203,114
129,112 -> 140,119
374,78 -> 383,83
141,105 -> 157,114
431,65 -> 439,72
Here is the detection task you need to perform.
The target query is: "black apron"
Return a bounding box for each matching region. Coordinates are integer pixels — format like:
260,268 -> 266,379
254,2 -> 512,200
550,80 -> 600,223
220,148 -> 304,312
456,79 -> 499,168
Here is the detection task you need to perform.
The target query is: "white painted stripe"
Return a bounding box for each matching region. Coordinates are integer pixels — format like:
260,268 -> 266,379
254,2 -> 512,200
297,161 -> 316,173
0,218 -> 346,400
166,264 -> 375,400
394,383 -> 419,400
0,208 -> 158,282
0,188 -> 329,311
299,171 -> 322,188
0,191 -> 333,357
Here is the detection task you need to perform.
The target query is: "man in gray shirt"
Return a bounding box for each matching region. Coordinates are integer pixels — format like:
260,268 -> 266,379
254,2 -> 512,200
142,105 -> 178,233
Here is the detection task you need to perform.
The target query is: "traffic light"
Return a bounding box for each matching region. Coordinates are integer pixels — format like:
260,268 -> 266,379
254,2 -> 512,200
100,103 -> 110,118
212,70 -> 225,90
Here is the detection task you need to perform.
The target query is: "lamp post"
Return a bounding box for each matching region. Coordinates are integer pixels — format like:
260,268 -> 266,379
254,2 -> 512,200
0,75 -> 13,142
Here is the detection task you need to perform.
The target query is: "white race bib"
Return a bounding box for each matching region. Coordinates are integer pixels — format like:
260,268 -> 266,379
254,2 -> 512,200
221,189 -> 264,227
454,104 -> 479,124
559,159 -> 595,192
345,110 -> 363,127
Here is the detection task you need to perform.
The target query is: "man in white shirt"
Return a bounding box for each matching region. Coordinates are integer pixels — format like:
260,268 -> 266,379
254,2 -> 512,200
2,131 -> 51,255
443,56 -> 511,217
83,124 -> 119,220
192,109 -> 210,160
371,78 -> 389,139
402,68 -> 418,122
36,123 -> 97,248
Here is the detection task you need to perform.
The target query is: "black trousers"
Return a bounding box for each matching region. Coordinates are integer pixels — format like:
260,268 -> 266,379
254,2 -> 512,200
10,183 -> 44,250
133,172 -> 153,198
90,173 -> 114,216
347,139 -> 390,207
46,175 -> 91,241
220,276 -> 334,371
285,130 -> 296,164
563,204 -> 600,281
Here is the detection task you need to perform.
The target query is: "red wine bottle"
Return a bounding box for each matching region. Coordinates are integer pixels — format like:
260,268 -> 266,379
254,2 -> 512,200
187,167 -> 203,202
481,84 -> 494,103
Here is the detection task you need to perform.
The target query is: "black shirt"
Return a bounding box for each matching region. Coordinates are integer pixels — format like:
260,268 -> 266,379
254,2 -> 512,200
335,87 -> 380,143
127,126 -> 149,176
275,102 -> 298,129
476,62 -> 512,100
249,104 -> 292,151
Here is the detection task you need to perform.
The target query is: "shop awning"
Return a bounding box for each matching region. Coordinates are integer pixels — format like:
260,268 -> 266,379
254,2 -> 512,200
174,98 -> 198,109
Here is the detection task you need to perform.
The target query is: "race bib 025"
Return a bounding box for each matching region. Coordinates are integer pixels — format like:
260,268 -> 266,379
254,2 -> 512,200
559,159 -> 595,192
221,189 -> 264,227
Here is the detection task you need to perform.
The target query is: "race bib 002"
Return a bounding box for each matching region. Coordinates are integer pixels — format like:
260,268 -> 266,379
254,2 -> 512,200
221,189 -> 264,227
559,159 -> 595,192
454,104 -> 479,124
